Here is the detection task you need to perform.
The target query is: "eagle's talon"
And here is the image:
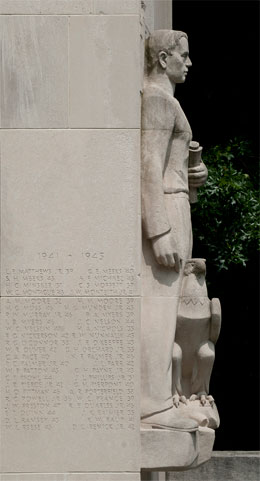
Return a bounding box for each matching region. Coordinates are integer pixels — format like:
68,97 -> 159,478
190,394 -> 198,402
207,395 -> 214,406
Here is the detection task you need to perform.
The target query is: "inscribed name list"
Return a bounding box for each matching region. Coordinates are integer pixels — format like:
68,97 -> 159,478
1,297 -> 140,472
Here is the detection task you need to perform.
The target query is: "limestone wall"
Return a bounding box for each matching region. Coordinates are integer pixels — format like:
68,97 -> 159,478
141,0 -> 172,35
0,1 -> 141,479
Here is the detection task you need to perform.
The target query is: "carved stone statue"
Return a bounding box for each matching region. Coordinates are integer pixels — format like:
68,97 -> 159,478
173,258 -> 221,429
141,30 -> 211,430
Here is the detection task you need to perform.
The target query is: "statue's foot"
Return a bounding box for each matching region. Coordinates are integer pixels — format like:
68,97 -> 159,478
141,408 -> 198,431
186,396 -> 220,429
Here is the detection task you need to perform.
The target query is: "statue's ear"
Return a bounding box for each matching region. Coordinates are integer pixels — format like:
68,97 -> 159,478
158,51 -> 168,69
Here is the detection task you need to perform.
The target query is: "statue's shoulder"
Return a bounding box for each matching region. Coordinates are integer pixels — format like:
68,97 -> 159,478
142,82 -> 177,130
142,82 -> 177,105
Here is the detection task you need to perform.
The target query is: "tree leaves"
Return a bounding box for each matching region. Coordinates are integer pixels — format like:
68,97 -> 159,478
192,138 -> 260,270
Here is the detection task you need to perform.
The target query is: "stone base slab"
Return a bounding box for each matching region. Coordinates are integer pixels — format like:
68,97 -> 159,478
141,427 -> 215,471
189,427 -> 215,469
166,451 -> 260,480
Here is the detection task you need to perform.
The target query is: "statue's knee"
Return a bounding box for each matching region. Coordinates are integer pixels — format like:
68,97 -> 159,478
172,342 -> 182,364
198,341 -> 215,362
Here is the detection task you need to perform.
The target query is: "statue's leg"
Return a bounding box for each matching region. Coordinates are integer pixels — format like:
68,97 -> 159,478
191,340 -> 215,396
189,341 -> 220,428
141,296 -> 179,417
172,341 -> 183,406
141,297 -> 197,429
141,196 -> 196,429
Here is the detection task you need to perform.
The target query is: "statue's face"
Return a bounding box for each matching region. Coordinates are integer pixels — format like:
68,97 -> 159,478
166,37 -> 192,84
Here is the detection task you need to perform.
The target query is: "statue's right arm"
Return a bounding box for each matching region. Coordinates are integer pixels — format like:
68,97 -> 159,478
141,93 -> 180,270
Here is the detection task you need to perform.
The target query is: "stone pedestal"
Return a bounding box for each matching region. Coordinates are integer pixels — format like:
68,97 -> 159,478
166,452 -> 260,481
141,427 -> 215,471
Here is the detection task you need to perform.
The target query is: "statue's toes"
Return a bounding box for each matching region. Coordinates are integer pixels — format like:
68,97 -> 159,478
180,395 -> 187,405
173,394 -> 180,407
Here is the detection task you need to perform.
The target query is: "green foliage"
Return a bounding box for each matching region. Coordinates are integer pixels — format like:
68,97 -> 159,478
192,138 -> 260,270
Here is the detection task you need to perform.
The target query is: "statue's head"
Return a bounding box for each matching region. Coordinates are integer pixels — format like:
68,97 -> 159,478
146,29 -> 192,83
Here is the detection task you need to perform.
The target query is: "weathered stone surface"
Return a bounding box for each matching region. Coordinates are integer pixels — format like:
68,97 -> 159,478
190,427 -> 215,468
0,16 -> 68,128
0,476 -> 65,481
1,129 -> 140,297
69,15 -> 140,128
166,452 -> 260,481
0,474 -> 140,481
67,474 -> 140,481
154,0 -> 172,30
141,0 -> 155,36
0,0 -> 91,14
93,0 -> 140,15
141,427 -> 214,471
0,0 -> 139,15
0,297 -> 140,472
142,0 -> 172,34
141,429 -> 197,470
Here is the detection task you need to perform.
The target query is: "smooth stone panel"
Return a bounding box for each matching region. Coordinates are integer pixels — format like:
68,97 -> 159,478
0,476 -> 65,481
93,0 -> 139,14
0,16 -> 68,128
189,427 -> 215,468
0,0 -> 92,14
67,474 -> 140,481
141,0 -> 172,34
0,0 -> 139,15
166,452 -> 260,481
154,0 -> 172,30
1,129 -> 140,297
1,297 -> 140,473
141,429 -> 198,470
69,15 -> 140,128
141,427 -> 215,471
0,475 -> 140,481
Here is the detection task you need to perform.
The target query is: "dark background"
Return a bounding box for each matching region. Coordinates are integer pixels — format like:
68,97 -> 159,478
172,1 -> 259,450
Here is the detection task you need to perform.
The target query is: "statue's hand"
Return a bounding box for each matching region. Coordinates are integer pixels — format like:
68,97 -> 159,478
151,231 -> 180,272
188,162 -> 208,187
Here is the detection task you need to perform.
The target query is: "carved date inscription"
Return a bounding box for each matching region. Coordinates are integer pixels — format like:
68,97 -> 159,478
2,297 -> 138,433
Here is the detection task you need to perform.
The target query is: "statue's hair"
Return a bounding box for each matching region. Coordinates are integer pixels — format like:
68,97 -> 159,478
146,30 -> 188,71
